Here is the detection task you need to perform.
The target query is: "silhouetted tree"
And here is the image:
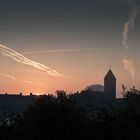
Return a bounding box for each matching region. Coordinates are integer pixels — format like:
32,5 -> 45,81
122,86 -> 140,110
0,112 -> 23,140
122,85 -> 140,98
22,91 -> 89,140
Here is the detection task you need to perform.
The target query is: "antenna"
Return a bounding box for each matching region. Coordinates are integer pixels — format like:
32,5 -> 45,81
109,63 -> 111,70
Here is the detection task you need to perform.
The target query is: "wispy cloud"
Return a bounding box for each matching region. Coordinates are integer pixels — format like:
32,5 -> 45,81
0,44 -> 62,77
22,47 -> 111,55
23,69 -> 48,75
23,69 -> 85,83
22,80 -> 44,86
123,59 -> 135,78
122,6 -> 138,79
0,72 -> 44,86
0,73 -> 16,80
122,7 -> 139,50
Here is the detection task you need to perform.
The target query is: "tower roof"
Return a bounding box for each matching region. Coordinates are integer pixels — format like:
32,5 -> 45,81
104,69 -> 116,80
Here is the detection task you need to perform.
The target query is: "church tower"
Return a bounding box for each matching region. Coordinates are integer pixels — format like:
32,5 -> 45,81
104,69 -> 116,99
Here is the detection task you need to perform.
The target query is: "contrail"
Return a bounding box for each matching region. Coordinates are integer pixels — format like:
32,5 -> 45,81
0,44 -> 62,77
22,80 -> 44,86
0,73 -> 16,80
23,47 -> 111,55
122,7 -> 138,50
0,72 -> 44,86
23,69 -> 85,82
123,59 -> 135,78
23,69 -> 48,75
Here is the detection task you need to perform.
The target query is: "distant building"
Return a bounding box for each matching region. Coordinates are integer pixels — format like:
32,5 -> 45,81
0,94 -> 37,112
104,69 -> 116,100
72,69 -> 117,108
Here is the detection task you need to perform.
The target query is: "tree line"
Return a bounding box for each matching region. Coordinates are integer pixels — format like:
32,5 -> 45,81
0,88 -> 140,140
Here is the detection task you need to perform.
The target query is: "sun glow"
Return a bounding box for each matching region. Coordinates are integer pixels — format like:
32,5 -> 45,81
33,93 -> 42,96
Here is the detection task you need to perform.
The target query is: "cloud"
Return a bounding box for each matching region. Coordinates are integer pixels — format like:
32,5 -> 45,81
22,47 -> 111,55
22,80 -> 44,86
0,73 -> 16,80
122,6 -> 138,79
0,72 -> 44,86
0,44 -> 62,77
23,69 -> 48,75
123,59 -> 135,78
122,7 -> 139,50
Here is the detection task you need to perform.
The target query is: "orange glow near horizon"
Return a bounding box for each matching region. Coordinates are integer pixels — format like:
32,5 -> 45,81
0,41 -> 139,98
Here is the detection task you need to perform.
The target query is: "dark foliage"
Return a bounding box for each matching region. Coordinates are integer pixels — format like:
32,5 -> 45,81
0,89 -> 140,139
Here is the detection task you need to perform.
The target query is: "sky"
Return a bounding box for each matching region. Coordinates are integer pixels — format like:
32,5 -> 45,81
0,0 -> 140,97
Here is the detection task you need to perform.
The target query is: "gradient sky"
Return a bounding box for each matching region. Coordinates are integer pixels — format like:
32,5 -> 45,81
0,0 -> 140,97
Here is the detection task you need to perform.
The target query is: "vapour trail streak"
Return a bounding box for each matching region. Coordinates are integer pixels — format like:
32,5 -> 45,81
0,73 -> 16,80
0,72 -> 45,86
22,80 -> 44,86
23,69 -> 85,82
23,47 -> 111,55
0,44 -> 62,77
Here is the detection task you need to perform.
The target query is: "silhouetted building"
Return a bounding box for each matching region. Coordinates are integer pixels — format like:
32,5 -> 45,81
0,94 -> 37,112
72,69 -> 117,108
104,69 -> 116,100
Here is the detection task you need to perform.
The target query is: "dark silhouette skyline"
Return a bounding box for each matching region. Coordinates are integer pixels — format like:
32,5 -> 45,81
0,69 -> 117,112
0,87 -> 139,139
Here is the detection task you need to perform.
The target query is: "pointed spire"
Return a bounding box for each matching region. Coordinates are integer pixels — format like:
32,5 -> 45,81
104,69 -> 116,80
